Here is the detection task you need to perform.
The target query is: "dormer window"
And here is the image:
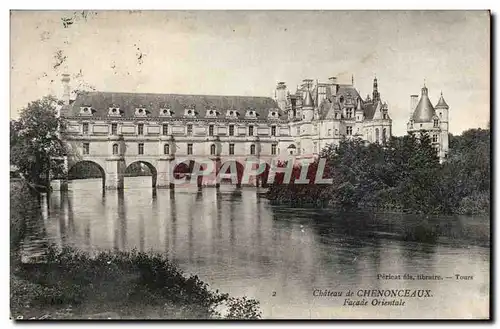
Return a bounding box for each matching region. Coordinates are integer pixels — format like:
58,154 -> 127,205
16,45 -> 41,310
160,108 -> 173,117
135,107 -> 148,117
184,107 -> 197,117
268,111 -> 280,119
205,108 -> 218,118
226,110 -> 239,118
80,106 -> 93,116
108,107 -> 121,116
245,110 -> 258,119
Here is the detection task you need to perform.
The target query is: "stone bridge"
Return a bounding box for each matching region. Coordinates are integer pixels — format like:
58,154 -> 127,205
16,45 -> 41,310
65,153 -> 284,190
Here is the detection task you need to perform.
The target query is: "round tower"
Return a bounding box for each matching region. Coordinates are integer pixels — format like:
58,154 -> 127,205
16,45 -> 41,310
435,91 -> 450,160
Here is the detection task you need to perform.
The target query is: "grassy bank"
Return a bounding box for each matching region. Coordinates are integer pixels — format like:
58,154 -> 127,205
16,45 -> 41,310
11,247 -> 261,320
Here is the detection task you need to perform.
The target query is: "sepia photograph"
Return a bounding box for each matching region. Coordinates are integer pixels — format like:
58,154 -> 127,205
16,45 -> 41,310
8,10 -> 491,320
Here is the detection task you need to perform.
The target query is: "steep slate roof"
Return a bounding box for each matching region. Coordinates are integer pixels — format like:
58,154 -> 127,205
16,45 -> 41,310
363,101 -> 378,120
435,93 -> 449,109
303,90 -> 314,107
316,84 -> 386,120
412,86 -> 436,123
65,91 -> 280,119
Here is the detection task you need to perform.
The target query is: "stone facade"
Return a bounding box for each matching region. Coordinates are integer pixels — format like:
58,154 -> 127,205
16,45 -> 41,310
60,74 -> 393,189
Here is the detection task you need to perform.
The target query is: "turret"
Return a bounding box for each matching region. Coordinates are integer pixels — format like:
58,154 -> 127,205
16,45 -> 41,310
435,91 -> 450,161
435,91 -> 449,122
302,90 -> 314,122
355,97 -> 363,122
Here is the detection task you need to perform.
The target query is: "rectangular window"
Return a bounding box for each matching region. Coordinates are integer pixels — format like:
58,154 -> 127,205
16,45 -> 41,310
138,124 -> 144,135
432,134 -> 438,143
248,125 -> 254,136
271,144 -> 277,155
250,144 -> 256,155
83,142 -> 89,155
271,126 -> 277,136
162,124 -> 168,135
229,144 -> 235,155
209,125 -> 214,136
138,143 -> 144,155
187,124 -> 193,136
187,143 -> 193,155
346,126 -> 353,135
82,123 -> 89,135
229,125 -> 235,136
111,123 -> 117,135
346,109 -> 353,119
296,126 -> 300,135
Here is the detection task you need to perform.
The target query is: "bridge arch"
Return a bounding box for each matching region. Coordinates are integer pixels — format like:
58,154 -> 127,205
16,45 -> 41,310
67,160 -> 106,189
125,161 -> 158,188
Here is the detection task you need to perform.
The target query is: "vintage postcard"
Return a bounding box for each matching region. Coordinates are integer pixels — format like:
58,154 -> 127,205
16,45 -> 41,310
9,10 -> 490,320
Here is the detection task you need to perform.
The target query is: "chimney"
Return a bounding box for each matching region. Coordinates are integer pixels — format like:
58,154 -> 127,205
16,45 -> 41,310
328,76 -> 338,97
275,81 -> 287,111
62,73 -> 71,105
410,94 -> 419,114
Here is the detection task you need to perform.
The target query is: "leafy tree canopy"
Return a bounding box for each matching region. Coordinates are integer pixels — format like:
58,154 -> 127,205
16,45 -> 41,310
10,95 -> 67,186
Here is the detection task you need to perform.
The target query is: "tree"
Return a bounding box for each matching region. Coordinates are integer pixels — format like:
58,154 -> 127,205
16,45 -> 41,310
10,96 -> 67,187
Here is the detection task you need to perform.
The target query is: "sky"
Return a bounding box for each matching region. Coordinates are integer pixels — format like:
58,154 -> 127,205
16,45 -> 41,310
10,10 -> 490,136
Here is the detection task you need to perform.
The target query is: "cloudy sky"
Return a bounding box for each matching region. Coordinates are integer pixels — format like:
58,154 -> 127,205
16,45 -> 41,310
10,10 -> 489,136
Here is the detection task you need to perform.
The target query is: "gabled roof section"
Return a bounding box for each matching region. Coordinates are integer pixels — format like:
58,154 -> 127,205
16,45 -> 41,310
65,91 -> 279,119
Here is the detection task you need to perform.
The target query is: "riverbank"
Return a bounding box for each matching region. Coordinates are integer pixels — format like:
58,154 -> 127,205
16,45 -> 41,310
10,181 -> 261,320
11,247 -> 261,320
265,192 -> 490,216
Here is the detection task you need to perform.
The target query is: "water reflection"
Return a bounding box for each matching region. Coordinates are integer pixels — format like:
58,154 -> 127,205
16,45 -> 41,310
20,177 -> 490,319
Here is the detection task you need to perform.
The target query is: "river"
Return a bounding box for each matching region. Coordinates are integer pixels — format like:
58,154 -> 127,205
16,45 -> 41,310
20,177 -> 490,319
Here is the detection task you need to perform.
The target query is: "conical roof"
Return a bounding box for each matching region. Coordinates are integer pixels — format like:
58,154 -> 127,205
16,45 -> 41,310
412,86 -> 435,123
435,92 -> 449,109
303,90 -> 314,108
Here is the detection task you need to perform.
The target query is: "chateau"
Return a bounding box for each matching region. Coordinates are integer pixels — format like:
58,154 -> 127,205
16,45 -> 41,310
59,74 -> 393,189
407,84 -> 450,162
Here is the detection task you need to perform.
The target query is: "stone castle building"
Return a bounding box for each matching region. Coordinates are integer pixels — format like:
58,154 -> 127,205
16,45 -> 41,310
59,74 -> 393,189
407,84 -> 450,162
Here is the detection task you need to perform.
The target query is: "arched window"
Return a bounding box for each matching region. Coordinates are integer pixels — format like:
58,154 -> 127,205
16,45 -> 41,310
375,128 -> 380,143
382,128 -> 387,142
112,143 -> 118,155
250,144 -> 256,155
164,144 -> 170,155
210,144 -> 216,155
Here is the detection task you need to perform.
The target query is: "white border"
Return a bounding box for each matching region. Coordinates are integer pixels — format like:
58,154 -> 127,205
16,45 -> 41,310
2,2 -> 497,329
